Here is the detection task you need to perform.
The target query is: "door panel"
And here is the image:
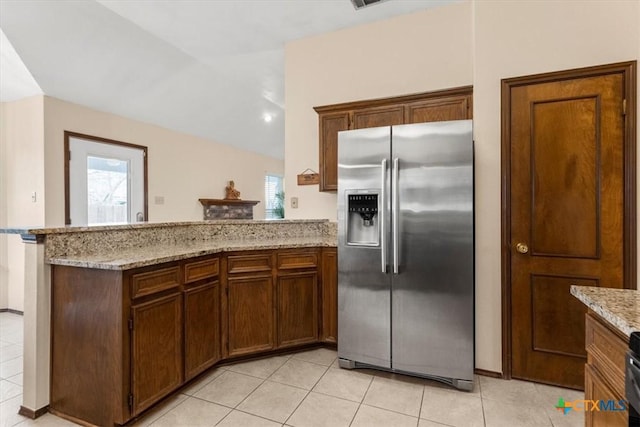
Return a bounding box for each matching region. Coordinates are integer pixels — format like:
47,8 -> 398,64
352,105 -> 404,129
509,72 -> 626,389
319,112 -> 350,191
131,293 -> 182,415
530,97 -> 600,258
405,95 -> 470,124
184,281 -> 220,380
227,275 -> 274,356
277,272 -> 318,347
337,126 -> 391,368
391,121 -> 474,381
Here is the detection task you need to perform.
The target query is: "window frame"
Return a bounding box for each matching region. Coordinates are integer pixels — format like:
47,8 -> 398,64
264,174 -> 284,220
64,131 -> 148,225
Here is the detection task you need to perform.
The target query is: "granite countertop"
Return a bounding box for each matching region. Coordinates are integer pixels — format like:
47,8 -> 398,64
48,236 -> 336,270
5,219 -> 329,236
571,285 -> 640,337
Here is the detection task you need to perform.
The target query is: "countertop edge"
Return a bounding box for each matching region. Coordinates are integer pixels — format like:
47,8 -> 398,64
570,285 -> 636,338
17,219 -> 331,235
47,241 -> 337,270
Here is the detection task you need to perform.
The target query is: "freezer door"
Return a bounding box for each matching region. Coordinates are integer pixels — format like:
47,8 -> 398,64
337,126 -> 391,369
391,120 -> 474,381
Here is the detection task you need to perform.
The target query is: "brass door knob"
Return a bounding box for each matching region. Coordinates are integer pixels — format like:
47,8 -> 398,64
516,243 -> 529,254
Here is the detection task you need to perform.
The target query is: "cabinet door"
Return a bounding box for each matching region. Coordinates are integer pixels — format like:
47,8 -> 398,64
320,249 -> 338,344
277,271 -> 318,347
584,364 -> 627,427
131,293 -> 182,415
184,281 -> 220,381
404,95 -> 471,124
227,275 -> 275,356
352,105 -> 404,129
318,111 -> 350,192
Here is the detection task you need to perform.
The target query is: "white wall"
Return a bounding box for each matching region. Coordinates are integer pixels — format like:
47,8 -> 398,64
285,1 -> 473,220
284,0 -> 640,373
0,96 -> 283,310
43,97 -> 283,225
473,0 -> 639,373
0,96 -> 46,311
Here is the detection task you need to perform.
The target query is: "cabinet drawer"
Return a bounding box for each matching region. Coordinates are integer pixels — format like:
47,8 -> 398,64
131,266 -> 180,299
184,258 -> 219,284
586,312 -> 627,396
227,254 -> 272,275
277,251 -> 318,270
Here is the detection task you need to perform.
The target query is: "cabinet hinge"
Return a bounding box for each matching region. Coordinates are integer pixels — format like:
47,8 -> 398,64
128,318 -> 134,330
68,151 -> 72,161
623,99 -> 627,115
128,394 -> 133,408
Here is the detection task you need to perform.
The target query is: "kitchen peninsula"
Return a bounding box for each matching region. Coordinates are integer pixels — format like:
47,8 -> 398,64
13,220 -> 337,426
571,285 -> 640,427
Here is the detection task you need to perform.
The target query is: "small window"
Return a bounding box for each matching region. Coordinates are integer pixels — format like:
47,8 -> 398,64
264,175 -> 284,219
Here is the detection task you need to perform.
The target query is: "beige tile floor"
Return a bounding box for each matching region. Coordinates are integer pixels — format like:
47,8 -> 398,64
0,312 -> 585,427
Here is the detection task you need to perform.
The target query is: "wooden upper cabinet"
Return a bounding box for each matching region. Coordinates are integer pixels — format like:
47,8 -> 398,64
315,86 -> 473,192
318,112 -> 350,192
352,105 -> 404,129
405,95 -> 471,124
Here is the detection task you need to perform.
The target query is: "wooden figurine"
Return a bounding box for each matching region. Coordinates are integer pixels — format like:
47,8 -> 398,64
224,180 -> 241,200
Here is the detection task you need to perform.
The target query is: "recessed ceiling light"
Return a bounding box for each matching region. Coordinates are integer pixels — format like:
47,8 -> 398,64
263,114 -> 273,123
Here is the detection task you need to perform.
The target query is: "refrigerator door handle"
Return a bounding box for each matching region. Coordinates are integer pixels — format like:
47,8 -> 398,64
380,158 -> 387,273
392,157 -> 399,274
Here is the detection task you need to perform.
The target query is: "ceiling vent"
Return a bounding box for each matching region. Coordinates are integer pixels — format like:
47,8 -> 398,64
350,0 -> 388,10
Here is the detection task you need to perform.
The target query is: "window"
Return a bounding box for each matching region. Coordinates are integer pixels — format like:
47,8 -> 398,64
65,132 -> 147,225
264,174 -> 284,219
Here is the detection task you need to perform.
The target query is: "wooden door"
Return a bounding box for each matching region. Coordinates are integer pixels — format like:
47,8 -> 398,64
504,64 -> 635,389
277,271 -> 318,347
131,292 -> 183,415
320,248 -> 338,344
227,275 -> 275,356
184,281 -> 220,380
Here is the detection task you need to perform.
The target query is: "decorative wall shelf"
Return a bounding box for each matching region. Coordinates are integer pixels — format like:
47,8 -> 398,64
198,199 -> 260,220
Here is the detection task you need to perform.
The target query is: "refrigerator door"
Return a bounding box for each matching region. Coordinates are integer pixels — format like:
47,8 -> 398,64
337,126 -> 392,369
391,121 -> 474,382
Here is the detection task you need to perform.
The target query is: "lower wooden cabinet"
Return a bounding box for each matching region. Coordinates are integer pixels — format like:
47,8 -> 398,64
227,275 -> 275,356
585,364 -> 628,427
50,247 -> 338,426
320,248 -> 338,344
131,292 -> 183,415
277,271 -> 318,347
584,311 -> 629,427
184,281 -> 220,380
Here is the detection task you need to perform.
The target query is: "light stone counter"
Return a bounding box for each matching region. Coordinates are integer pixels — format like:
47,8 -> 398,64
570,285 -> 640,337
48,236 -> 335,270
11,219 -> 337,263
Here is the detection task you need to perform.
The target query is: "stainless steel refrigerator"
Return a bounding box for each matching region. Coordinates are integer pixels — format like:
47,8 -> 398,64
337,120 -> 474,391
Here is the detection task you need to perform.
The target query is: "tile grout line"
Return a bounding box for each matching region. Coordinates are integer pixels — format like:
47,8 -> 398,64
417,383 -> 425,427
282,357 -> 333,425
349,369 -> 376,426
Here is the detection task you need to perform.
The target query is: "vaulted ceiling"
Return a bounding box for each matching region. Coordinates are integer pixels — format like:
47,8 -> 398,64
0,0 -> 454,158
